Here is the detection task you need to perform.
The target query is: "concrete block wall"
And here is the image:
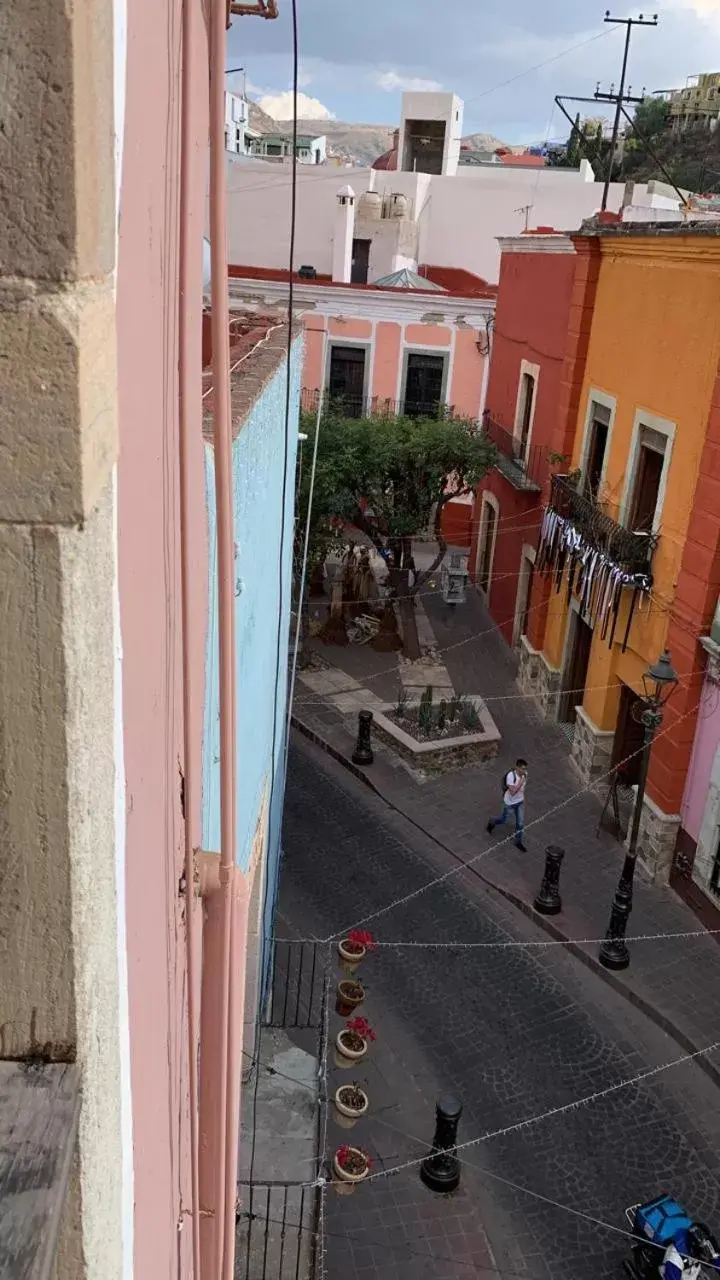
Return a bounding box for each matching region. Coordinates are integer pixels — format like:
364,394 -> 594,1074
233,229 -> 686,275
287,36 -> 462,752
0,1 -> 125,1276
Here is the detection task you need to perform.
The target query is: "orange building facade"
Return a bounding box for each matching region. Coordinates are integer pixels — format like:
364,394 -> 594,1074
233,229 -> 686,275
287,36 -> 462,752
528,221 -> 720,880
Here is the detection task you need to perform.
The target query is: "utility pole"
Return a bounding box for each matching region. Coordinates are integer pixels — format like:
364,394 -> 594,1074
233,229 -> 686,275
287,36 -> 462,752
595,11 -> 658,209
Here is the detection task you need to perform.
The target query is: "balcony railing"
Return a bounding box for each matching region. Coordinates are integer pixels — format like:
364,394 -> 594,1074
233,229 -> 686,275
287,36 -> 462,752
301,388 -> 464,421
482,410 -> 544,491
549,473 -> 657,574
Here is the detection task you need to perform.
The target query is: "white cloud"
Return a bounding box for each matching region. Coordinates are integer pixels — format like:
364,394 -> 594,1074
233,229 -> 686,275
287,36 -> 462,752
298,67 -> 314,89
376,70 -> 443,93
257,90 -> 335,120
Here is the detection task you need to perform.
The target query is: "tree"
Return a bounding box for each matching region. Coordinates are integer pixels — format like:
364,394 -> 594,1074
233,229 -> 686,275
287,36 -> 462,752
632,96 -> 670,142
294,407 -> 497,660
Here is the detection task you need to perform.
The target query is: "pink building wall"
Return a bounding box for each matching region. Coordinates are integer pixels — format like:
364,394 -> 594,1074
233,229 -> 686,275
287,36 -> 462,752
681,676 -> 720,842
116,0 -> 208,1272
299,313 -> 487,418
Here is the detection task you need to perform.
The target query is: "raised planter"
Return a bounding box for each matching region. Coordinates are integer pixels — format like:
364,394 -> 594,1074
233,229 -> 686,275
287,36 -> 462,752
335,979 -> 365,1017
334,1018 -> 375,1069
332,1145 -> 371,1195
372,695 -> 501,773
333,1083 -> 369,1130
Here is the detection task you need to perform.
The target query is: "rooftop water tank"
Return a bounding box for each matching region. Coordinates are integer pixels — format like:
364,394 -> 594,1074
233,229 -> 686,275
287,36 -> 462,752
388,192 -> 409,219
358,190 -> 382,221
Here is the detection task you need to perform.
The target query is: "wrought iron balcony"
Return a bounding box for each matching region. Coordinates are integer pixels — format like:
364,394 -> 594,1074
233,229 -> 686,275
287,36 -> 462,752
549,473 -> 657,575
482,410 -> 544,492
301,388 -> 462,421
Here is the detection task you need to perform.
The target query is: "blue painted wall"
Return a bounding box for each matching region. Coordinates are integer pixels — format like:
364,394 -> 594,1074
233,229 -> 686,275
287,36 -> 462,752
202,335 -> 302,971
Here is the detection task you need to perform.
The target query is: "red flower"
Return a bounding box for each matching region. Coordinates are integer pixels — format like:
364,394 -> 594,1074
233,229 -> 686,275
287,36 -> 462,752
348,928 -> 376,952
346,1016 -> 376,1042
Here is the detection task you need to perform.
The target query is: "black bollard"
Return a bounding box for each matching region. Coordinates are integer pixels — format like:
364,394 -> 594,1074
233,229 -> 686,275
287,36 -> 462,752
352,709 -> 374,766
599,878 -> 632,971
420,1095 -> 462,1194
533,844 -> 565,916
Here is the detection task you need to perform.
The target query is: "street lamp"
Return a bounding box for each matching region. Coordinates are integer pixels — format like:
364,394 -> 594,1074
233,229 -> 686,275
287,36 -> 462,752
599,650 -> 679,971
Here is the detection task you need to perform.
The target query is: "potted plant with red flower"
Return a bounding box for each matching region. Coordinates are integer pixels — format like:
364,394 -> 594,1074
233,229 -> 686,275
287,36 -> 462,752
334,1016 -> 375,1069
335,975 -> 366,1017
337,929 -> 376,974
332,1082 -> 369,1130
332,1144 -> 372,1195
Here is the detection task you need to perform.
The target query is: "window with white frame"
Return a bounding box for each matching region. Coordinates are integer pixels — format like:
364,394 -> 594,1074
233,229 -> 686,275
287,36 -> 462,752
583,400 -> 612,499
513,362 -> 538,462
477,494 -> 499,595
626,423 -> 672,533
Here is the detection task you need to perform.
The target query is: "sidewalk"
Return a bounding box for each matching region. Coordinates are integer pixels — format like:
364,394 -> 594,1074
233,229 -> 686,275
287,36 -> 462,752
292,579 -> 720,1084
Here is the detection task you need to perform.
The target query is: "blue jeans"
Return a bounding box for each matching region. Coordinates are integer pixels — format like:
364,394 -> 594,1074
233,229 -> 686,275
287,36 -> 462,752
491,802 -> 524,844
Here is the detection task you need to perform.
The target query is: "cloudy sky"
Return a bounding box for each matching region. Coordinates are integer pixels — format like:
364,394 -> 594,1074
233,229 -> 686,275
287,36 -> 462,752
226,0 -> 719,142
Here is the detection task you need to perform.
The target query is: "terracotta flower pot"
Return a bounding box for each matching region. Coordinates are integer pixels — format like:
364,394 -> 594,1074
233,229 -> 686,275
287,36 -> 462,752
337,938 -> 366,975
335,979 -> 365,1017
333,1084 -> 369,1130
332,1147 -> 370,1196
334,1029 -> 368,1070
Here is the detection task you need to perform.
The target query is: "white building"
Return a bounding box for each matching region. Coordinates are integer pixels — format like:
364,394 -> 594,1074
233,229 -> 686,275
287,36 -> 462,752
247,132 -> 327,165
224,90 -> 258,157
219,89 -> 697,284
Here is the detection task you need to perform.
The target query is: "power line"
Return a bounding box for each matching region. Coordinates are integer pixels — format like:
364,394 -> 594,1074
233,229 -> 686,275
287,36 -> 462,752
323,684 -> 705,941
227,28 -> 620,204
347,1036 -> 720,1187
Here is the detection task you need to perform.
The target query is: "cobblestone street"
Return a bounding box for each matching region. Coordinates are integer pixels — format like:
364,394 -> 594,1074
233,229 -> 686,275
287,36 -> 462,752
292,580 -> 720,1062
280,738 -> 720,1279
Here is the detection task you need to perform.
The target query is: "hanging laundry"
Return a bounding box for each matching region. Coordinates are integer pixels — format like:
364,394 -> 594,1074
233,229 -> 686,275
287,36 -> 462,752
535,501 -> 653,650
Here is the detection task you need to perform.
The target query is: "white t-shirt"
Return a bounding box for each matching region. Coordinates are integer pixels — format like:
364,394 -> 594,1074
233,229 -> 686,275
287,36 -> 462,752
504,770 -> 526,807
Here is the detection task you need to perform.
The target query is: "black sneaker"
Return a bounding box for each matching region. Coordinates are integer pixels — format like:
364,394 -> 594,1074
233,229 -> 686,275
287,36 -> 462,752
516,841 -> 527,852
486,821 -> 494,834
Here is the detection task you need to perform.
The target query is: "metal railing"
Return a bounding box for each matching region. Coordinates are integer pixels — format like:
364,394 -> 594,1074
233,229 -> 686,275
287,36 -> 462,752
266,940 -> 325,1030
236,1182 -> 318,1280
482,409 -> 545,490
237,938 -> 328,1279
549,473 -> 657,574
300,388 -> 463,421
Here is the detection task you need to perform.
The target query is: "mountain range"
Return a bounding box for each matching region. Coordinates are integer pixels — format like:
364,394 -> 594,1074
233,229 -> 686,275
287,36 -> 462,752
247,101 -> 506,167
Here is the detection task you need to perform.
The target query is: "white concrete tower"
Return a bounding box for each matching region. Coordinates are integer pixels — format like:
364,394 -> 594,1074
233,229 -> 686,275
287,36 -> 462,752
397,91 -> 464,176
332,184 -> 356,283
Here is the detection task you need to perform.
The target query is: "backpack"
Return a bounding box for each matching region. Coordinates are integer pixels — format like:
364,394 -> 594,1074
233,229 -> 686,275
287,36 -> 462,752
501,769 -> 512,794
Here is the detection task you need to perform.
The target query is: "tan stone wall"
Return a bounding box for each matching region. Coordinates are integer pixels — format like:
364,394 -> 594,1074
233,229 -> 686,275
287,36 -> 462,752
0,0 -> 124,1275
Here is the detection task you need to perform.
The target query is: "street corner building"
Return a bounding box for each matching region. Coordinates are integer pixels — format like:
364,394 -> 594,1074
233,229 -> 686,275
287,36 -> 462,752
473,215 -> 720,899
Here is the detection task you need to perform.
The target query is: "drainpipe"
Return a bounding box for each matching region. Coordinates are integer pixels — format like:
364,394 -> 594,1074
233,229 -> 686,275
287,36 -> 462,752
199,0 -> 238,1275
178,0 -> 201,1272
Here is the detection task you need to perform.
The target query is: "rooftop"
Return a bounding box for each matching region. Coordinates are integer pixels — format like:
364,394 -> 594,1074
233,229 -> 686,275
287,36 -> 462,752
228,263 -> 497,299
202,310 -> 302,440
579,216 -> 720,239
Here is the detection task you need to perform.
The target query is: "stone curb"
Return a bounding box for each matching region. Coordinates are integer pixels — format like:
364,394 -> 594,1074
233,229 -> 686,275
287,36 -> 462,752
291,711 -> 720,1093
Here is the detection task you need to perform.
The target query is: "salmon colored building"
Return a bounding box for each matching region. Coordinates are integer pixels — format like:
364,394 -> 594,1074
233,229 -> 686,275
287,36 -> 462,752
228,263 -> 496,426
529,219 -> 720,881
468,229 -> 593,650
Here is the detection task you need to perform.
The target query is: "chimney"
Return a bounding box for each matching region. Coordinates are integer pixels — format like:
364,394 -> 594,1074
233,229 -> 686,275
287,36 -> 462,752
332,185 -> 356,284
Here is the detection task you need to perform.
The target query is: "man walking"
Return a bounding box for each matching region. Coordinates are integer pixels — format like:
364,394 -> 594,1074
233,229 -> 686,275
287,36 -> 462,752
487,758 -> 528,851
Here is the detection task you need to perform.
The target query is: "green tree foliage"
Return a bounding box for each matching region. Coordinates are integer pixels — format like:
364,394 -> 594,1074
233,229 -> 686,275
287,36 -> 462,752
294,405 -> 496,656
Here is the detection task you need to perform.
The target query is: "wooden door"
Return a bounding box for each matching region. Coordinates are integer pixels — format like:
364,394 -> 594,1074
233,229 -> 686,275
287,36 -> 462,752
478,504 -> 496,594
611,683 -> 645,786
560,614 -> 592,723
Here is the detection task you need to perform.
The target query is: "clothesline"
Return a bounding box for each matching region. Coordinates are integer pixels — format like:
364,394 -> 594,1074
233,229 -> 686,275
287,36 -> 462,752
537,505 -> 653,652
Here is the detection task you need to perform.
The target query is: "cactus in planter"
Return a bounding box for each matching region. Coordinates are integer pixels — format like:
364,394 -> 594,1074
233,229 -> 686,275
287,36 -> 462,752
448,693 -> 462,723
459,699 -> 481,731
437,699 -> 447,731
418,684 -> 434,735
